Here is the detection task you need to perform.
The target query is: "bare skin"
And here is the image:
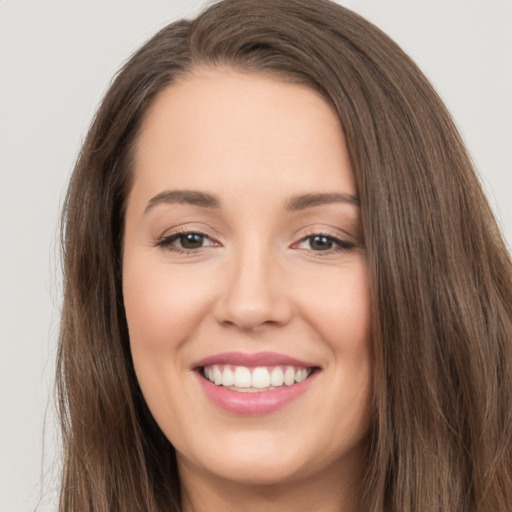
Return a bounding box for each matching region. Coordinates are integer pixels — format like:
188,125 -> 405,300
179,442 -> 365,512
123,68 -> 372,512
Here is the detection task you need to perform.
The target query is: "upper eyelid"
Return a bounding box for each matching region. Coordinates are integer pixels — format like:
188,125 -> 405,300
298,233 -> 347,243
293,224 -> 358,242
158,225 -> 221,241
158,230 -> 219,245
292,233 -> 354,249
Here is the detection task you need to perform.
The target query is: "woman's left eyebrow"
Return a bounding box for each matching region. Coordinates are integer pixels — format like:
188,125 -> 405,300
284,192 -> 359,211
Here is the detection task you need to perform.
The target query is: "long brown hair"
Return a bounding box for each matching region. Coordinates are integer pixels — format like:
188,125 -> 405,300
58,0 -> 512,510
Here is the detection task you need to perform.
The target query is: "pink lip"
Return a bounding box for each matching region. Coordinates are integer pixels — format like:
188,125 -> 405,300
195,372 -> 319,415
192,351 -> 320,415
191,351 -> 316,369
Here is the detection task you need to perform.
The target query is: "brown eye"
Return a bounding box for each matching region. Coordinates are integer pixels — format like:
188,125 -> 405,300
156,231 -> 218,253
308,235 -> 334,251
293,233 -> 355,254
179,233 -> 205,249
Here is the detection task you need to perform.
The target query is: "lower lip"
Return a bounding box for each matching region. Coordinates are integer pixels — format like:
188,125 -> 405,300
196,371 -> 318,415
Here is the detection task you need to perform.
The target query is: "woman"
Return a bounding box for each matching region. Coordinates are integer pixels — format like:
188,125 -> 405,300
57,0 -> 512,510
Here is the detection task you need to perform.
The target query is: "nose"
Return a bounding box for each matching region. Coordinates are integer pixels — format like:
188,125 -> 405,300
213,242 -> 293,331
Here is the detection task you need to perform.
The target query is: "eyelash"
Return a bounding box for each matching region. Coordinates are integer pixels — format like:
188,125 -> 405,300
155,229 -> 218,255
292,232 -> 355,255
155,230 -> 355,256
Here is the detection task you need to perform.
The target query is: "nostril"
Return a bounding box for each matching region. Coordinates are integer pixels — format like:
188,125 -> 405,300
214,292 -> 293,331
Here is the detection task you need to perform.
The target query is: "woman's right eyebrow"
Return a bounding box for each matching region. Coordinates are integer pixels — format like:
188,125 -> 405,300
144,189 -> 221,213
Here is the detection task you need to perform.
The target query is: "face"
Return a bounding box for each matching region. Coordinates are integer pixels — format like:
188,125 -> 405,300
123,69 -> 372,490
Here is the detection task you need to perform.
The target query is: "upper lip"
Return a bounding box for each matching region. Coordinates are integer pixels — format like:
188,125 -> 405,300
191,351 -> 318,369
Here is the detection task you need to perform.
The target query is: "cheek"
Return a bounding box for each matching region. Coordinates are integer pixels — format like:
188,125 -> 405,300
316,265 -> 373,436
122,255 -> 215,356
122,255 -> 217,434
297,261 -> 373,426
296,261 -> 371,353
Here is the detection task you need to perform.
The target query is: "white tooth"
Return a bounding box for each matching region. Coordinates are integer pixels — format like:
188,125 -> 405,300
222,367 -> 234,387
270,366 -> 284,386
284,366 -> 295,386
206,367 -> 214,382
213,365 -> 223,385
295,368 -> 308,383
234,366 -> 252,388
252,367 -> 271,388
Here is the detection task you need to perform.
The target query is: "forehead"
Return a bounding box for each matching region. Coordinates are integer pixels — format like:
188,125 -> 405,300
131,68 -> 355,204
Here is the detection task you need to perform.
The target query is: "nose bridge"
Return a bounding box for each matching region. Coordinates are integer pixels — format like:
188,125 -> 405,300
214,235 -> 291,330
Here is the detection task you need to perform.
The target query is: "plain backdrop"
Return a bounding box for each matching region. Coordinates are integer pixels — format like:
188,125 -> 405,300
0,1 -> 510,510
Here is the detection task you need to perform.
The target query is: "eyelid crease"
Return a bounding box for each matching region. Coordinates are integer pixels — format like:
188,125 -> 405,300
292,222 -> 361,244
155,222 -> 223,242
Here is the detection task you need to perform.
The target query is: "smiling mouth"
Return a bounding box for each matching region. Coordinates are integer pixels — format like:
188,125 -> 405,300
193,352 -> 321,414
200,364 -> 317,392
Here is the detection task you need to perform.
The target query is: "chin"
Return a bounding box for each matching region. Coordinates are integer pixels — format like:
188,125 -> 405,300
183,450 -> 312,487
174,424 -> 367,489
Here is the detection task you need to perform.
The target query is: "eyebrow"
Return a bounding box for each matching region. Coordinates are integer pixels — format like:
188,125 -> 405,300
144,189 -> 359,214
145,190 -> 220,213
284,192 -> 359,210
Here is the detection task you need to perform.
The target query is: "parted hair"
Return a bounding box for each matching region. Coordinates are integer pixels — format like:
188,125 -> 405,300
57,0 -> 512,510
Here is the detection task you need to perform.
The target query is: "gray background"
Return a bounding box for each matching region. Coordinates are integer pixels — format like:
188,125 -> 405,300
1,1 -> 510,510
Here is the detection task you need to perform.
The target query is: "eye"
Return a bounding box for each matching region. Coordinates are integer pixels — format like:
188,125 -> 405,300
293,234 -> 355,253
305,235 -> 335,251
176,233 -> 208,249
156,231 -> 218,253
